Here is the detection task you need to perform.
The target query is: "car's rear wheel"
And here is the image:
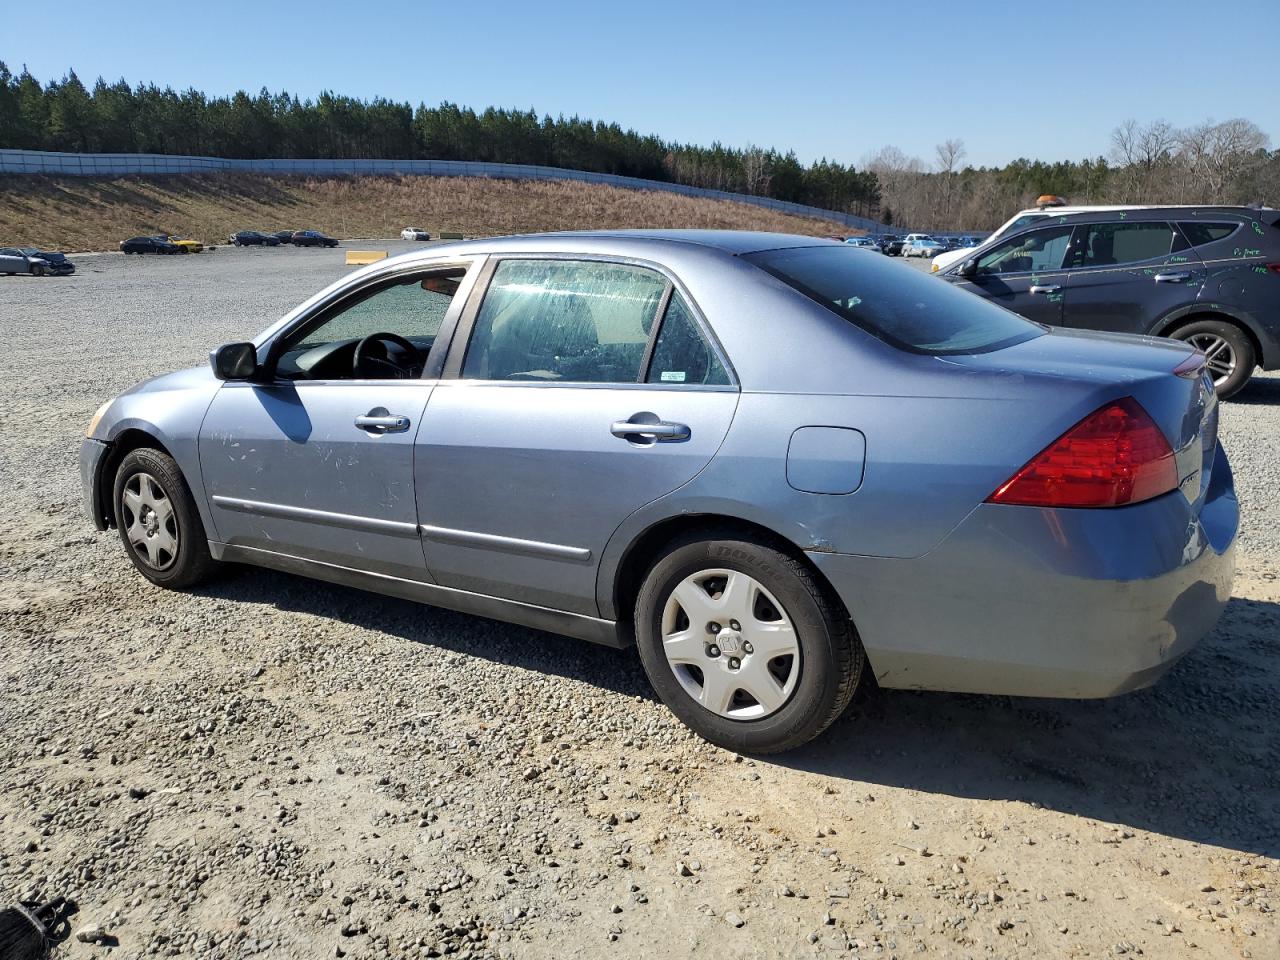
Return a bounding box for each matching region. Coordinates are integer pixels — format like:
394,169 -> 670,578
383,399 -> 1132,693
1167,318 -> 1256,399
113,448 -> 218,589
634,533 -> 863,753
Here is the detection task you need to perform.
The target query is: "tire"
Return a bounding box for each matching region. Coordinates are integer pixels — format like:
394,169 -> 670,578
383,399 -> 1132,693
1166,318 -> 1256,399
634,532 -> 864,754
30,263 -> 44,277
112,447 -> 218,589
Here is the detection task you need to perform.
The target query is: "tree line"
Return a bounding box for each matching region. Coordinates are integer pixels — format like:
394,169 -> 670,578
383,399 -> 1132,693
868,119 -> 1276,230
0,65 -> 880,218
1,66 -> 1274,230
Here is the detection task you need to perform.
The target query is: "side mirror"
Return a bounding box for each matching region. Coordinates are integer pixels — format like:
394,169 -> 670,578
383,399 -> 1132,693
210,342 -> 259,381
959,258 -> 978,279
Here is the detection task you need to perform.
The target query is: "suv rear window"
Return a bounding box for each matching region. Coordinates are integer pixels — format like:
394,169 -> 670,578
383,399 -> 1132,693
1176,222 -> 1239,247
745,246 -> 1043,355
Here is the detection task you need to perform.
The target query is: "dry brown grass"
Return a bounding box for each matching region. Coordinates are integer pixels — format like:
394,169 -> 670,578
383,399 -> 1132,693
0,174 -> 856,252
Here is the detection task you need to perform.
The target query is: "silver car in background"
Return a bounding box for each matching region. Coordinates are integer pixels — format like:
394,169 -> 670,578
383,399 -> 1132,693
81,231 -> 1236,752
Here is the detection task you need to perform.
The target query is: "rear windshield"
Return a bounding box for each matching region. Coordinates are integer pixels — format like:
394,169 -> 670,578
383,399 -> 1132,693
744,246 -> 1043,355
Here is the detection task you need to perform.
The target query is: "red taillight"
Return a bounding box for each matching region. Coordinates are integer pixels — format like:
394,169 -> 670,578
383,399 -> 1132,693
988,397 -> 1178,508
1267,263 -> 1280,275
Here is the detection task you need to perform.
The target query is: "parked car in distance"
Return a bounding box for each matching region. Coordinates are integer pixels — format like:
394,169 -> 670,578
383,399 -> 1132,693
938,206 -> 1280,397
0,246 -> 75,276
271,231 -> 296,244
843,236 -> 879,250
291,230 -> 339,248
230,231 -> 282,247
879,235 -> 904,256
902,237 -> 946,258
120,236 -> 182,255
81,230 -> 1236,753
401,228 -> 432,241
164,236 -> 204,254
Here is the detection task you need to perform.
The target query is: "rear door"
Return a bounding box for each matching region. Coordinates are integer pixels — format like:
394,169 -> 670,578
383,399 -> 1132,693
1061,219 -> 1205,334
949,223 -> 1074,325
415,256 -> 739,616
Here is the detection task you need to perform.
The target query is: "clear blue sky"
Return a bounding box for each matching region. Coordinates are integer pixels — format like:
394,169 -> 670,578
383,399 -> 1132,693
5,0 -> 1277,168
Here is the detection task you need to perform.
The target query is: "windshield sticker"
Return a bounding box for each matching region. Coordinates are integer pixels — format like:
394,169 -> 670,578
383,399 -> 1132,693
660,371 -> 687,382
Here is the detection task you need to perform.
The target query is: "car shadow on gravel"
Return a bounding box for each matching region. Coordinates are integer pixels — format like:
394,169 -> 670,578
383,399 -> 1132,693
775,594 -> 1280,858
1230,373 -> 1280,405
198,569 -> 656,699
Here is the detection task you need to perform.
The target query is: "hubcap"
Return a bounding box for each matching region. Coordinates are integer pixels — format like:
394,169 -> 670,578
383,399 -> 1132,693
661,569 -> 800,720
1185,333 -> 1236,387
122,472 -> 178,570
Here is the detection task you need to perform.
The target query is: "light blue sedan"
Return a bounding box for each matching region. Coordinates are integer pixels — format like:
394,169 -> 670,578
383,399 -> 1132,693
81,231 -> 1236,753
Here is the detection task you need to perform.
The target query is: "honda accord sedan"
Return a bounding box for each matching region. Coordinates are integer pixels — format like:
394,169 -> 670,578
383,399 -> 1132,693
80,231 -> 1237,753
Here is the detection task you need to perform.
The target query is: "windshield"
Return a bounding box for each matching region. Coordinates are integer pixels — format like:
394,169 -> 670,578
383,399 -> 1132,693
744,245 -> 1043,355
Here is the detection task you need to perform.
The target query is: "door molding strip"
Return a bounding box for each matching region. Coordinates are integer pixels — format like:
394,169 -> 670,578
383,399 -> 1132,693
418,524 -> 592,562
211,495 -> 420,538
208,541 -> 624,648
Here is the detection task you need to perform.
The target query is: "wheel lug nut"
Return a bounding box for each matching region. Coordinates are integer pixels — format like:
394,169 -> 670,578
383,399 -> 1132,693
730,620 -> 741,631
707,645 -> 720,658
707,622 -> 721,634
728,657 -> 740,670
743,642 -> 753,654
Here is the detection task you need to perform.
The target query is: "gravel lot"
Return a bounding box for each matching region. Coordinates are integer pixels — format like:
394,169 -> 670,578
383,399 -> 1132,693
1,244 -> 1277,960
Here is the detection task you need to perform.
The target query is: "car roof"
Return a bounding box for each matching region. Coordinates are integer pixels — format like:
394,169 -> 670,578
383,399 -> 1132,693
528,229 -> 833,255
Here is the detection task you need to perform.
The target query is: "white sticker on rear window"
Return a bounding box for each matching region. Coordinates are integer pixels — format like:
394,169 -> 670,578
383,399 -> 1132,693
660,371 -> 687,382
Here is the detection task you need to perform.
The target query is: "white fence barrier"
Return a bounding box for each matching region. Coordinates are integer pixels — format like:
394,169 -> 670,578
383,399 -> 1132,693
0,149 -> 894,233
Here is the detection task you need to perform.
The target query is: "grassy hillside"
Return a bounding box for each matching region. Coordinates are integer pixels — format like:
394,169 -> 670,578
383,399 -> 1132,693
0,174 -> 856,252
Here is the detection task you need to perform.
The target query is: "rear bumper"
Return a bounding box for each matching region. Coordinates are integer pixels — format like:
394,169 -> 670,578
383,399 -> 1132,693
80,437 -> 110,530
810,446 -> 1238,699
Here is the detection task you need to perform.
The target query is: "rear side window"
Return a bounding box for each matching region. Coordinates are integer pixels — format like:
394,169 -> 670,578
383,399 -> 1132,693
1176,222 -> 1239,247
1076,222 -> 1176,267
463,259 -> 667,382
645,293 -> 730,386
745,245 -> 1042,356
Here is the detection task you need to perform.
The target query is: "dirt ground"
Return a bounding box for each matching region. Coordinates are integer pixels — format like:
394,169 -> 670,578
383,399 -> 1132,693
0,248 -> 1276,960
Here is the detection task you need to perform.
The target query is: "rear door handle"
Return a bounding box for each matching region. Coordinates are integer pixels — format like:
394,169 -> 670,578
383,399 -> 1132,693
1028,284 -> 1060,294
355,410 -> 411,434
1154,271 -> 1190,283
611,415 -> 690,442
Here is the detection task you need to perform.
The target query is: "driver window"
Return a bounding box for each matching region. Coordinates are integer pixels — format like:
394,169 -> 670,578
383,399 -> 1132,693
975,225 -> 1073,276
276,270 -> 464,380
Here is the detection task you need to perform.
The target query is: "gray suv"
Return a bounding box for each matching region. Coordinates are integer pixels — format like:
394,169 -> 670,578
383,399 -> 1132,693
939,206 -> 1280,397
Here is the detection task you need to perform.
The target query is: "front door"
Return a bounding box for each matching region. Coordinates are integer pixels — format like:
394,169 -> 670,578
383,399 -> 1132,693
416,258 -> 739,615
951,223 -> 1075,325
1061,219 -> 1206,335
198,265 -> 470,580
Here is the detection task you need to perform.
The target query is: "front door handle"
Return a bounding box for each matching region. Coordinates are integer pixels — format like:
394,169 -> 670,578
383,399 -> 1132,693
355,408 -> 411,434
1028,284 -> 1061,294
1154,271 -> 1190,283
611,413 -> 690,443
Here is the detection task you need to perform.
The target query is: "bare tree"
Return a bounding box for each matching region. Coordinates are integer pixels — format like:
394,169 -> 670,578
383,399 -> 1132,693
1177,118 -> 1270,202
935,138 -> 966,219
935,138 -> 965,175
741,143 -> 771,196
1110,119 -> 1177,202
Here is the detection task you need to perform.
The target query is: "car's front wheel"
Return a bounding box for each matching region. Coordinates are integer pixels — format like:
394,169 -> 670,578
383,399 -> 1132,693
634,533 -> 864,753
1168,318 -> 1256,399
113,448 -> 218,589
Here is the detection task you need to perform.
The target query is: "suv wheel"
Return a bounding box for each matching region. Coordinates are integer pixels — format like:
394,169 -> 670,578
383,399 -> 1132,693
1168,319 -> 1256,399
634,532 -> 864,754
